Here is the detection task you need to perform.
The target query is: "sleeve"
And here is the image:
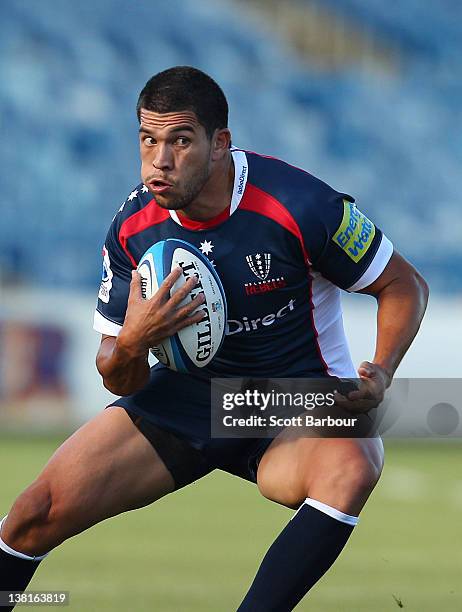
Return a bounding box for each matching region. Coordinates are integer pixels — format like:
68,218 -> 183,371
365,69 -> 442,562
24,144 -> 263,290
93,217 -> 133,336
305,192 -> 393,291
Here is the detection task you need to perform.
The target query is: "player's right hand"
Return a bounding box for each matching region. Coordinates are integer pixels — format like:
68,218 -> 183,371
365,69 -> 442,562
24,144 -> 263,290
334,361 -> 389,413
117,267 -> 206,355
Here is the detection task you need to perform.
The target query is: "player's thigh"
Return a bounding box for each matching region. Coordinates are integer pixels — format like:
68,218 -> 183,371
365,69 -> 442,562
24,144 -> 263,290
256,427 -> 384,510
37,406 -> 174,531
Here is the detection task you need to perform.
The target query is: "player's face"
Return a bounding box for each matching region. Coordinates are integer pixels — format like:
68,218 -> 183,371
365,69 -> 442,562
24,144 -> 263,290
139,109 -> 213,210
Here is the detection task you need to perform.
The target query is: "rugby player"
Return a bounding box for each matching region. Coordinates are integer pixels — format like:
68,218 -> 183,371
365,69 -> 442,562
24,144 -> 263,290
0,67 -> 428,611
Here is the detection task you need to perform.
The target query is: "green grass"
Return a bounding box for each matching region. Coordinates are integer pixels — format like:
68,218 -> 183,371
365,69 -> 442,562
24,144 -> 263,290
1,437 -> 461,611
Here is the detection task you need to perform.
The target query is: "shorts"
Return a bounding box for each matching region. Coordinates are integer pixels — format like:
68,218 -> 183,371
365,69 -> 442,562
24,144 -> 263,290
109,363 -> 274,489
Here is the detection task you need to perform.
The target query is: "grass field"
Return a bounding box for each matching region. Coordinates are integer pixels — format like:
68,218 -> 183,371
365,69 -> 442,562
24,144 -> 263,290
1,436 -> 461,611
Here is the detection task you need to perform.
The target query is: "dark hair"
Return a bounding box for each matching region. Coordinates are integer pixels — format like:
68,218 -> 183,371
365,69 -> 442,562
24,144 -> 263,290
136,66 -> 228,138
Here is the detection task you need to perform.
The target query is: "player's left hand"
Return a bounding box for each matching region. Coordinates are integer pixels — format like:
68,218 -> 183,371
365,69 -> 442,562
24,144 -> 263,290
334,361 -> 391,414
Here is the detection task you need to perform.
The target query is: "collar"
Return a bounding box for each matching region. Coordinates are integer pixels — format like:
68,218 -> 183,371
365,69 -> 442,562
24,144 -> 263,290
168,148 -> 248,229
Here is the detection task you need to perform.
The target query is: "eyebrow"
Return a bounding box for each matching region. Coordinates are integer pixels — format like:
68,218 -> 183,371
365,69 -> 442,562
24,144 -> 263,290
138,125 -> 196,135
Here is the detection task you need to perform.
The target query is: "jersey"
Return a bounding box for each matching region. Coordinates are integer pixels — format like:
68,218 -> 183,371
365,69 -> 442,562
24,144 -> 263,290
94,149 -> 393,379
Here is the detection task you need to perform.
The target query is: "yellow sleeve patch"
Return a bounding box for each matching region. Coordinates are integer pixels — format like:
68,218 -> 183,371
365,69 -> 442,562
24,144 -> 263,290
332,200 -> 376,262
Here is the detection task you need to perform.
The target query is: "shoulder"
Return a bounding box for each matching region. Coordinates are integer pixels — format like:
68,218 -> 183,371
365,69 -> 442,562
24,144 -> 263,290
106,182 -> 170,248
110,183 -> 153,228
243,150 -> 353,216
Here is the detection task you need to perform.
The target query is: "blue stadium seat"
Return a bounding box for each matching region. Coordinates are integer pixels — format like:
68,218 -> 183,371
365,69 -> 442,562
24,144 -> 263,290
0,0 -> 460,291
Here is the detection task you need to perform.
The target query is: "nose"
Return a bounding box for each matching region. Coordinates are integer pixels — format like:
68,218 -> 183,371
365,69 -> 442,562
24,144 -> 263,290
152,143 -> 173,171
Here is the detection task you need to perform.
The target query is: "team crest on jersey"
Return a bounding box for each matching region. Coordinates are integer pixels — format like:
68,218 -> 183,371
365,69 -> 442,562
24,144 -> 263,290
244,252 -> 286,296
333,200 -> 376,262
246,253 -> 271,280
98,246 -> 113,303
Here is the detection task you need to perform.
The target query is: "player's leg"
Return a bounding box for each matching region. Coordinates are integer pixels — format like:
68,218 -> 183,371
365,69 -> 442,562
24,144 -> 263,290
0,406 -> 176,607
257,431 -> 384,513
238,431 -> 384,611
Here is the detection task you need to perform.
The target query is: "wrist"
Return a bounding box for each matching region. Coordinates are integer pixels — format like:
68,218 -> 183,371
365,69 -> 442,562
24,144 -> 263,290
373,362 -> 394,387
115,332 -> 149,361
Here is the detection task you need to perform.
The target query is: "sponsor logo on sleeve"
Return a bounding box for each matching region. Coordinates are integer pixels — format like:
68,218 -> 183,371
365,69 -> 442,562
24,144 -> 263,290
332,200 -> 376,262
98,245 -> 113,303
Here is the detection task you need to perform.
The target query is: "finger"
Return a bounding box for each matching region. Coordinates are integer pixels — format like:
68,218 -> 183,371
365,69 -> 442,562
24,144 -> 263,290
347,387 -> 373,401
174,293 -> 206,319
129,270 -> 143,301
358,361 -> 375,378
336,388 -> 381,407
334,397 -> 378,413
334,393 -> 353,408
175,309 -> 207,331
169,275 -> 200,307
157,267 -> 184,300
153,295 -> 205,337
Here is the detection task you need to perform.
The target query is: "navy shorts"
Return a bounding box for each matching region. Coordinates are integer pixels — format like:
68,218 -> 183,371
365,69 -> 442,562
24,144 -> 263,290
109,363 -> 273,489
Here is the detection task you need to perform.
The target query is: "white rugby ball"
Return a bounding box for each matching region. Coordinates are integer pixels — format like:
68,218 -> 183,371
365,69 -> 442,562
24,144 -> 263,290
137,239 -> 227,373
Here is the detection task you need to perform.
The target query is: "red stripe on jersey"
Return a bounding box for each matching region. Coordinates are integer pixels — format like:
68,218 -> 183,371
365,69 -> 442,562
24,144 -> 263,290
177,204 -> 231,230
240,184 -> 312,265
240,183 -> 328,374
242,149 -> 316,180
118,199 -> 170,266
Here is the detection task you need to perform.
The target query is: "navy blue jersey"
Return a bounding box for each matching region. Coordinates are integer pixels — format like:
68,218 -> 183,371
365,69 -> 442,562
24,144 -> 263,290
94,149 -> 393,378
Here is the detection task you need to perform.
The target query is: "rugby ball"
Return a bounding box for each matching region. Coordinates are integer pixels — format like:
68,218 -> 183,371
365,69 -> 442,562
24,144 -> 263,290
137,239 -> 227,373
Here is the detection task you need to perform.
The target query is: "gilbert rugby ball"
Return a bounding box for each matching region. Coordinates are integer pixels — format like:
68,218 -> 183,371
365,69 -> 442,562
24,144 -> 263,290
137,239 -> 227,373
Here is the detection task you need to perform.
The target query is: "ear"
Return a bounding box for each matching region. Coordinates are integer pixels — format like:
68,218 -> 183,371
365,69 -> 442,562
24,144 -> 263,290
211,128 -> 232,161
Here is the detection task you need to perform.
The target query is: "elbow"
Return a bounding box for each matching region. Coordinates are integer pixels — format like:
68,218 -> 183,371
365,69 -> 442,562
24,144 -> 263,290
101,374 -> 144,397
96,359 -> 122,396
102,378 -> 121,396
102,378 -> 133,397
414,270 -> 430,308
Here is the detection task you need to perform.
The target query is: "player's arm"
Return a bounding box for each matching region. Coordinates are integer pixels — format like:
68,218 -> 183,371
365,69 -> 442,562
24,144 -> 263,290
358,250 -> 428,381
96,268 -> 205,396
96,333 -> 150,397
299,192 -> 428,411
337,250 -> 429,411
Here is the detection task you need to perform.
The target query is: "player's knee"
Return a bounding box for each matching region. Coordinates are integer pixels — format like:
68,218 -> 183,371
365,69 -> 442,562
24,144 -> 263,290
3,479 -> 53,555
337,456 -> 382,496
7,479 -> 52,533
313,451 -> 383,509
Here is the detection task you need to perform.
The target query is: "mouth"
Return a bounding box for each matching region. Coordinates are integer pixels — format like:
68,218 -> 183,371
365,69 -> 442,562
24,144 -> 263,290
148,179 -> 173,194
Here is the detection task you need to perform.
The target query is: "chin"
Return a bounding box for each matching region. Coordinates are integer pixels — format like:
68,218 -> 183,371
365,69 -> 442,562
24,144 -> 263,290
153,196 -> 189,211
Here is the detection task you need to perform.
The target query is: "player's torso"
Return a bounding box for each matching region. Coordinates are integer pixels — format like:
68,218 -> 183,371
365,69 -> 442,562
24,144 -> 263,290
120,151 -> 339,377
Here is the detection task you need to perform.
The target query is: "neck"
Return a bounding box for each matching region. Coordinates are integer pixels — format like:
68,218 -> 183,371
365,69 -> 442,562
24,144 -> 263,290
178,151 -> 234,221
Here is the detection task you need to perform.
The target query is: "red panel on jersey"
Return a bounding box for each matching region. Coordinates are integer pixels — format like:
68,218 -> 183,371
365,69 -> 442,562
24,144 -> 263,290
240,183 -> 327,373
240,184 -> 312,265
119,199 -> 169,266
177,204 -> 231,230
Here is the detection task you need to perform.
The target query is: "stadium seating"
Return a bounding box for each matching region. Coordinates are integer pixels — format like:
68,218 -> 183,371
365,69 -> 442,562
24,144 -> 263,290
0,0 -> 460,292
318,0 -> 462,61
